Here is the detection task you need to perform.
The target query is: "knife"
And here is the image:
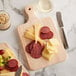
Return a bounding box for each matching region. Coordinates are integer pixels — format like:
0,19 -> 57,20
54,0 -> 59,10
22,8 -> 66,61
15,65 -> 22,76
56,12 -> 69,49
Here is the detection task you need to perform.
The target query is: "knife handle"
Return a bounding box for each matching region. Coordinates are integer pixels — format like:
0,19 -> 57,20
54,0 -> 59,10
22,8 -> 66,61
56,12 -> 64,27
59,28 -> 69,49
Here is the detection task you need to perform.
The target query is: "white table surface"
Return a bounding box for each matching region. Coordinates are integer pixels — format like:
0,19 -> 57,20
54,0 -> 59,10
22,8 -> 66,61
0,0 -> 76,76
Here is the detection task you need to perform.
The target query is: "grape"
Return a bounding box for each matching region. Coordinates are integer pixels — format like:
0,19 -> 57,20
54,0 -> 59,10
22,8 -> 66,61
0,55 -> 2,59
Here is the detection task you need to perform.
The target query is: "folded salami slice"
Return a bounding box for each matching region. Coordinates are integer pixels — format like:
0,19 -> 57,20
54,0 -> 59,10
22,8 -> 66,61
26,41 -> 44,58
7,59 -> 18,68
6,65 -> 19,72
22,72 -> 29,76
40,26 -> 50,33
26,41 -> 34,53
40,31 -> 53,39
30,42 -> 42,58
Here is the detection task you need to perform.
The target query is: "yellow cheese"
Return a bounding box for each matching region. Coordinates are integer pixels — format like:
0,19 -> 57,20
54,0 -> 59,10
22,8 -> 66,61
26,26 -> 35,34
42,46 -> 54,61
42,50 -> 54,61
49,38 -> 59,46
34,24 -> 42,42
3,48 -> 15,58
24,31 -> 35,40
47,42 -> 58,53
24,26 -> 35,40
42,42 -> 58,61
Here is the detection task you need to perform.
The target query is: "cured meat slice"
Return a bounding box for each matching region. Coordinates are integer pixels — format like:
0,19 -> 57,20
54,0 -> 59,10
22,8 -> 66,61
29,41 -> 35,50
30,49 -> 42,58
40,31 -> 53,39
30,42 -> 44,58
26,41 -> 34,53
33,43 -> 41,51
6,65 -> 19,72
26,45 -> 30,53
46,31 -> 53,39
26,41 -> 44,58
40,26 -> 50,33
5,59 -> 19,72
22,72 -> 30,76
0,66 -> 4,71
7,59 -> 18,68
9,65 -> 19,72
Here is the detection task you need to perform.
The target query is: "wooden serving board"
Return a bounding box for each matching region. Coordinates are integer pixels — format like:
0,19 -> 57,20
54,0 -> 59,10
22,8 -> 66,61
0,43 -> 28,76
17,5 -> 67,70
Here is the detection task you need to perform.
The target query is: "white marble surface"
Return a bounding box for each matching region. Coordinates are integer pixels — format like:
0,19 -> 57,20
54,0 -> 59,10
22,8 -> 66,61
0,0 -> 76,76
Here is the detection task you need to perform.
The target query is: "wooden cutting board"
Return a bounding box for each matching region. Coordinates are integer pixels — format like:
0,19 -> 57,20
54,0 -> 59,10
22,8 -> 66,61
17,5 -> 67,70
0,43 -> 28,76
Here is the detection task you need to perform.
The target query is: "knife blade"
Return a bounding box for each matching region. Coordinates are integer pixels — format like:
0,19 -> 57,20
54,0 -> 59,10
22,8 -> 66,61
15,65 -> 22,76
56,12 -> 69,49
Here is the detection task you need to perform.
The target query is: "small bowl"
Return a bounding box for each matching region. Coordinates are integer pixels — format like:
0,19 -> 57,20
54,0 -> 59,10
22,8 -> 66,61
38,0 -> 53,13
0,10 -> 10,30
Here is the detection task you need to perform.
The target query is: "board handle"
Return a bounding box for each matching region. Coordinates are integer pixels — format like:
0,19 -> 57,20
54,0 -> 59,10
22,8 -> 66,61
25,5 -> 37,21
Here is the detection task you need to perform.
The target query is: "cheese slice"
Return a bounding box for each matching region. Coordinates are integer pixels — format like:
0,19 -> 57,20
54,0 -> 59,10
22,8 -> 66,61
49,38 -> 59,46
3,48 -> 15,58
24,26 -> 35,40
42,42 -> 58,61
42,45 -> 54,61
42,49 -> 55,61
24,31 -> 35,40
26,26 -> 35,34
47,42 -> 58,53
34,24 -> 41,43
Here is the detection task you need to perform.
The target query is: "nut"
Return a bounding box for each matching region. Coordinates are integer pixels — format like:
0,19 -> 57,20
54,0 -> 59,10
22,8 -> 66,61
0,13 -> 9,25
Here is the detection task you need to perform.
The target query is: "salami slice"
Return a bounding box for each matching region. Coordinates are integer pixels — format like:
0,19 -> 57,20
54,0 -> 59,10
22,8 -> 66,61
7,59 -> 18,68
26,45 -> 30,53
6,65 -> 19,72
33,43 -> 41,51
46,31 -> 53,39
10,65 -> 18,72
26,41 -> 34,53
29,41 -> 35,50
40,31 -> 53,39
0,66 -> 4,71
40,26 -> 50,33
33,42 -> 44,52
31,49 -> 41,58
26,41 -> 44,58
30,42 -> 43,58
22,72 -> 29,76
